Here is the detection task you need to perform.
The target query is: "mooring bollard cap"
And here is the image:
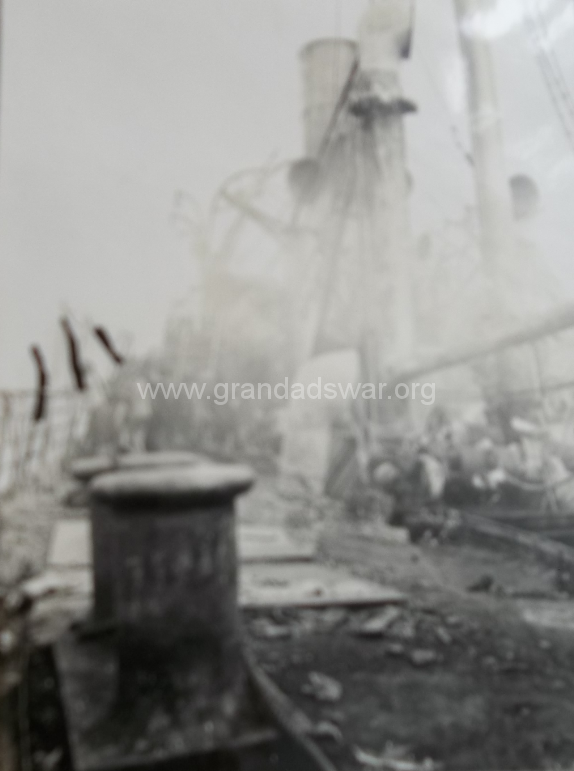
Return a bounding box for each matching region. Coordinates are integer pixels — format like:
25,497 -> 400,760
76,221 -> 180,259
89,463 -> 255,509
70,450 -> 204,483
70,455 -> 115,483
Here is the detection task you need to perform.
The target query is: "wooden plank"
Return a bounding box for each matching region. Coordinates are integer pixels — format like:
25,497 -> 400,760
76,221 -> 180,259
240,562 -> 405,609
48,521 -> 316,569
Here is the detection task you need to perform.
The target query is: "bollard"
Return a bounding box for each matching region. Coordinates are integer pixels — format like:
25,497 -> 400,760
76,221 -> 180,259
69,450 -> 205,484
56,463 -> 259,771
94,465 -> 253,722
70,451 -> 206,626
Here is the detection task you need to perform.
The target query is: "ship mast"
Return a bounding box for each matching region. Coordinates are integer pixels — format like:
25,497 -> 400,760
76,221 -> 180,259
356,0 -> 416,372
352,0 -> 416,439
453,0 -> 516,330
453,0 -> 520,419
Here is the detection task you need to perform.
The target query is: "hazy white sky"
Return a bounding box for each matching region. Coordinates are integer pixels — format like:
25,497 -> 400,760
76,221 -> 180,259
1,0 -> 573,389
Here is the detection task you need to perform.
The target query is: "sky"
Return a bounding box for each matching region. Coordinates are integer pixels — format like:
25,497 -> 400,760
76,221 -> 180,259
1,0 -> 574,389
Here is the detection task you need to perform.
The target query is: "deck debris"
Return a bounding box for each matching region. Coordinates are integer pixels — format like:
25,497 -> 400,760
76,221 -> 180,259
302,672 -> 343,703
409,649 -> 440,667
309,720 -> 343,743
467,574 -> 495,593
353,744 -> 440,771
353,606 -> 402,638
250,618 -> 292,639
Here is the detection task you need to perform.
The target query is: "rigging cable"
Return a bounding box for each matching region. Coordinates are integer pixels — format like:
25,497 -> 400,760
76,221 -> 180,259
417,48 -> 474,168
524,0 -> 574,154
533,0 -> 574,122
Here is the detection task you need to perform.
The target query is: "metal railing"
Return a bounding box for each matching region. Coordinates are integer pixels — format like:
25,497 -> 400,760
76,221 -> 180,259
0,390 -> 89,497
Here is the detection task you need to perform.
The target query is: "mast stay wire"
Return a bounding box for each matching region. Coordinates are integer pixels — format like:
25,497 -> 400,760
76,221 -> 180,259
408,0 -> 475,175
403,0 -> 479,242
415,46 -> 474,168
532,0 -> 574,123
524,0 -> 574,154
286,54 -> 359,237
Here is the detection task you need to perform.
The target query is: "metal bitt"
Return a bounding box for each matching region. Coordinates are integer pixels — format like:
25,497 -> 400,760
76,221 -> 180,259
69,450 -> 205,484
70,451 -> 205,626
94,465 -> 254,715
56,463 -> 258,771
